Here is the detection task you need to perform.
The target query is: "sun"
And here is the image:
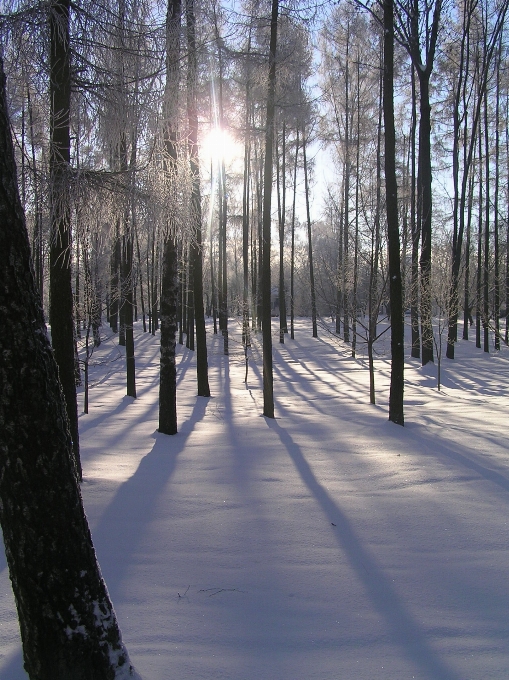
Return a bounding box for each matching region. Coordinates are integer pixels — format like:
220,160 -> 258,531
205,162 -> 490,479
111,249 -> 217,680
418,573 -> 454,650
201,126 -> 241,169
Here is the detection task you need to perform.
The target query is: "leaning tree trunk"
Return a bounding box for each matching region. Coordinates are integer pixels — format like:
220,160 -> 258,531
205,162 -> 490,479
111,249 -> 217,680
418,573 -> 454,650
0,54 -> 140,680
48,0 -> 81,478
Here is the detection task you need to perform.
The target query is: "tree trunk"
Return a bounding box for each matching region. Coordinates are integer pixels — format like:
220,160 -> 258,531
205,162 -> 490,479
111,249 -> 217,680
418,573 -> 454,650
48,0 -> 81,478
303,128 -> 317,339
159,235 -> 179,434
290,129 -> 299,340
278,121 -> 288,343
410,66 -> 420,359
483,91 -> 490,353
261,0 -> 279,419
383,0 -> 404,425
476,126 -> 483,349
417,73 -> 434,366
159,0 -> 182,433
0,55 -> 139,680
493,39 -> 501,351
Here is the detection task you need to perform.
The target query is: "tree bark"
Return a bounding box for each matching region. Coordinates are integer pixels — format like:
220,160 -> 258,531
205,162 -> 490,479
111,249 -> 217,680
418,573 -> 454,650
0,54 -> 139,680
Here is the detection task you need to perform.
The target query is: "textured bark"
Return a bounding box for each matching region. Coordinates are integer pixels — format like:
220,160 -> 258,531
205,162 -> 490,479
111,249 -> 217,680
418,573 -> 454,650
159,235 -> 179,435
0,55 -> 139,680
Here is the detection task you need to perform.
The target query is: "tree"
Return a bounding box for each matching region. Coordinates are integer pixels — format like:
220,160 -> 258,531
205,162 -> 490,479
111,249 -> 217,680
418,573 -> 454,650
394,0 -> 443,366
444,0 -> 509,358
261,0 -> 279,419
384,0 -> 405,425
187,0 -> 211,397
48,0 -> 81,477
0,55 -> 140,680
302,125 -> 318,338
159,0 -> 182,435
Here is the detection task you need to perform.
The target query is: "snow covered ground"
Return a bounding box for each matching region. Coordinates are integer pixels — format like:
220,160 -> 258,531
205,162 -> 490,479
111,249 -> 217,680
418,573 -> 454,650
1,318 -> 509,680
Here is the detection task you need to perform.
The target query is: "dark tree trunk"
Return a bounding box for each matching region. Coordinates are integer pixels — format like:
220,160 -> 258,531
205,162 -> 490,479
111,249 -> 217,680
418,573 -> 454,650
302,128 -> 317,339
48,0 -> 81,478
409,66 -> 420,359
383,0 -> 404,425
493,38 -> 501,351
242,37 -> 252,350
110,223 -> 121,334
261,0 -> 279,418
417,73 -> 434,366
462,169 -> 475,340
290,129 -> 299,340
159,0 -> 182,433
159,235 -> 179,434
476,126 -> 483,349
123,234 -> 136,397
186,0 -> 210,395
483,92 -> 490,353
278,121 -> 288,343
0,55 -> 139,680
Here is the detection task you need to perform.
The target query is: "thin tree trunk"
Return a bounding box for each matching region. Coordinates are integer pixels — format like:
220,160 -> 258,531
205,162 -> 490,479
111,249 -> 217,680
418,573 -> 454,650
383,0 -> 404,425
418,73 -> 434,366
261,0 -> 279,418
483,91 -> 490,353
410,66 -> 420,359
476,125 -> 483,349
187,0 -> 210,396
159,0 -> 182,432
303,128 -> 317,339
493,38 -> 501,350
48,0 -> 81,478
290,129 -> 299,340
278,121 -> 287,343
463,167 -> 475,339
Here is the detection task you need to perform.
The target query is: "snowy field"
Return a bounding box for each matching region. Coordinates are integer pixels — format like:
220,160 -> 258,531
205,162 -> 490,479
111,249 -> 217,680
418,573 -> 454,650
1,317 -> 509,680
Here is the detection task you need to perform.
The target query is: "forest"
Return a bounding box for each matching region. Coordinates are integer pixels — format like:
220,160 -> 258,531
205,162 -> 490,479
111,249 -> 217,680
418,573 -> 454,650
1,0 -> 509,677
2,0 -> 509,421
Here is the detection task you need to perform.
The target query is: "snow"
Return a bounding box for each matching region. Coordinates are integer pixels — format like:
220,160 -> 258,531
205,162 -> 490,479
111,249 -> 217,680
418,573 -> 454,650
2,318 -> 509,680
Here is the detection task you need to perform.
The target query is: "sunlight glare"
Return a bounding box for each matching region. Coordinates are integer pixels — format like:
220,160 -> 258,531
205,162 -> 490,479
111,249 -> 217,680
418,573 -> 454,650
201,127 -> 241,168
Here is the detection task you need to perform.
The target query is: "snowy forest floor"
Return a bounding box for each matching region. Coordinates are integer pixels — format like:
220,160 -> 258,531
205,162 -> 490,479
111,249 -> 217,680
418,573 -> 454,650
1,317 -> 509,680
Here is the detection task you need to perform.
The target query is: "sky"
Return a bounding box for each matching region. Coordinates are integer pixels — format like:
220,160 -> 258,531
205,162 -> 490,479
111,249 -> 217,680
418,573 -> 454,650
1,316 -> 509,679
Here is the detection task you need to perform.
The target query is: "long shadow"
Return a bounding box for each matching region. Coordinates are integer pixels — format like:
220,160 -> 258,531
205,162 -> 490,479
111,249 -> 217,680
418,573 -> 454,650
88,394 -> 209,601
80,345 -> 194,437
267,416 -> 463,680
406,421 -> 509,496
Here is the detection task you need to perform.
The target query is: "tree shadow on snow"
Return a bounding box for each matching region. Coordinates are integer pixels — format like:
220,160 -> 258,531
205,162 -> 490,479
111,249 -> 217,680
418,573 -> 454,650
88,394 -> 210,601
267,417 -> 463,680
